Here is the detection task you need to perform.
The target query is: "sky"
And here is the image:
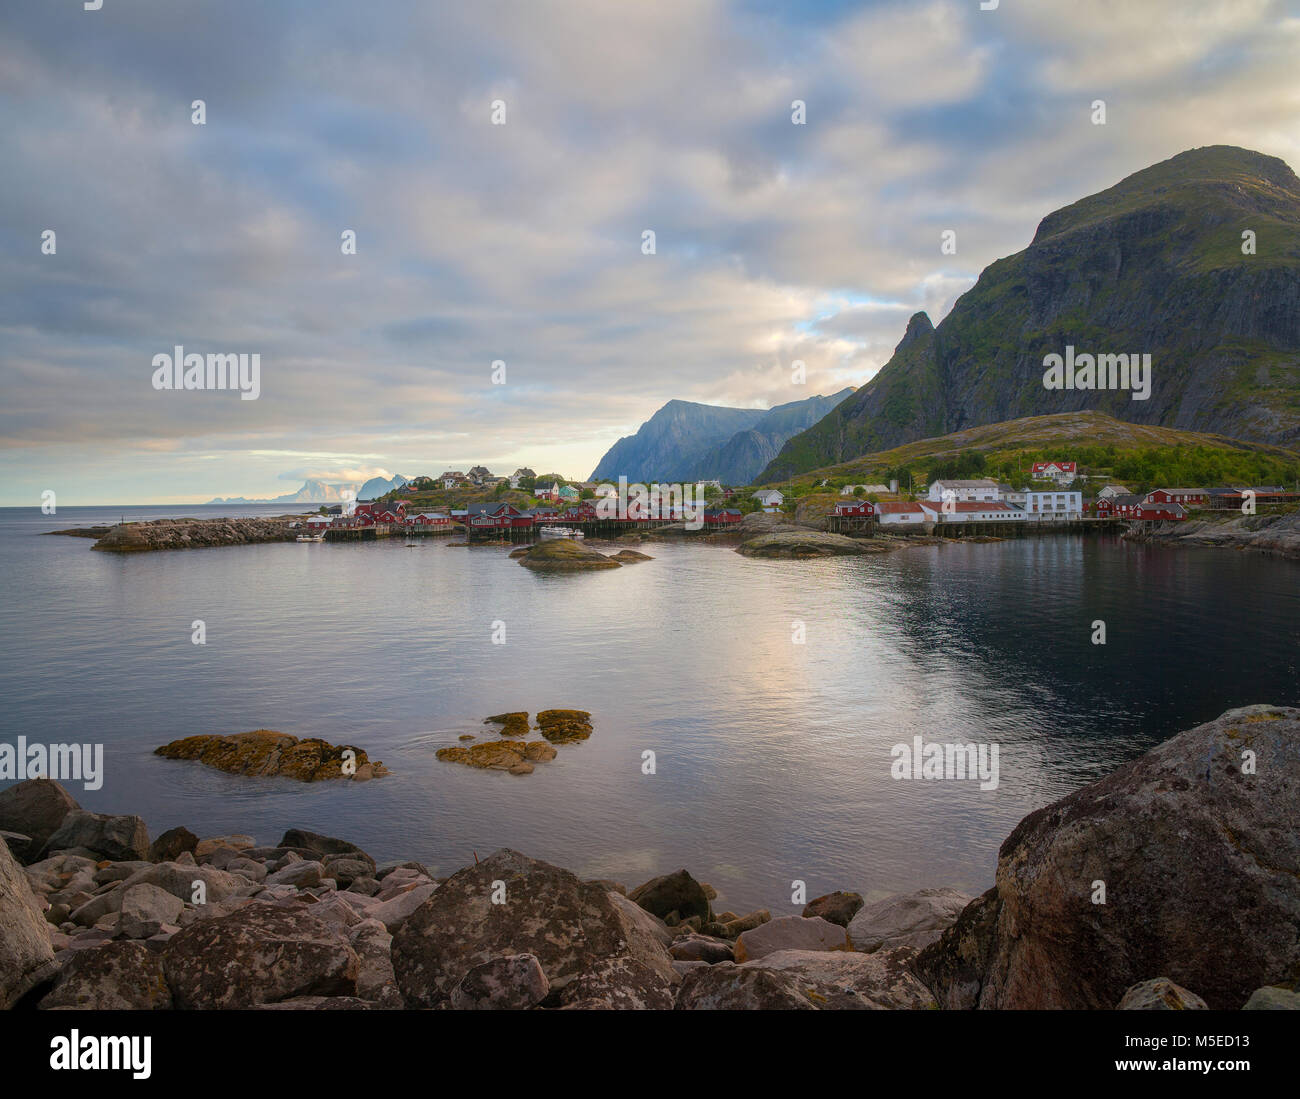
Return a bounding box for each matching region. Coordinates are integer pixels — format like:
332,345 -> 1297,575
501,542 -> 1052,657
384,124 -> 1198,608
2,0 -> 1299,504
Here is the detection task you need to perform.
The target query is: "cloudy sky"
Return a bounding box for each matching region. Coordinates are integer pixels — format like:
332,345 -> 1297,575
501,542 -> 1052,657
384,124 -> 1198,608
3,0 -> 1298,504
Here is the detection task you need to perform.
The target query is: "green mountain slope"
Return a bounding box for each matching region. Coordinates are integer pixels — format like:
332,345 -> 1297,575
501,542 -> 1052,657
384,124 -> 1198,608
760,145 -> 1300,481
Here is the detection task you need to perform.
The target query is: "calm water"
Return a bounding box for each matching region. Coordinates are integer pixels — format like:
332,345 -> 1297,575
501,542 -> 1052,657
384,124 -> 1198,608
2,504 -> 1297,912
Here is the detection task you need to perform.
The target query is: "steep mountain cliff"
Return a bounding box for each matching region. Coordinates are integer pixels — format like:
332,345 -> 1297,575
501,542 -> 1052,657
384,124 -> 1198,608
590,389 -> 853,483
760,145 -> 1300,481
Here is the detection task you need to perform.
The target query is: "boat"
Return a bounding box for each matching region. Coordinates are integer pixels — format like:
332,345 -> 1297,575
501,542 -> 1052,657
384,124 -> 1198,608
296,532 -> 324,542
538,525 -> 583,540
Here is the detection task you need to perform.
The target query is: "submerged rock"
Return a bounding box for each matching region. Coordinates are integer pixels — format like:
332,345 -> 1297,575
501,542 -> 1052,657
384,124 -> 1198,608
517,539 -> 621,570
436,740 -> 555,771
609,549 -> 654,562
154,730 -> 388,782
484,712 -> 530,737
536,709 -> 594,744
914,704 -> 1300,1010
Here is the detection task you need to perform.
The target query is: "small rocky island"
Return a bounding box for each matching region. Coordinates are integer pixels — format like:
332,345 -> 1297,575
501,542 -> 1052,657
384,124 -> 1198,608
154,731 -> 387,782
436,711 -> 594,775
516,539 -> 622,570
1,705 -> 1295,1010
736,530 -> 891,558
79,517 -> 299,552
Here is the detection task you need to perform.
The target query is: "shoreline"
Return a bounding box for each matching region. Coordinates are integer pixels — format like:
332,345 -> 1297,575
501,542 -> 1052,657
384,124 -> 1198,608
3,704 -> 1296,1010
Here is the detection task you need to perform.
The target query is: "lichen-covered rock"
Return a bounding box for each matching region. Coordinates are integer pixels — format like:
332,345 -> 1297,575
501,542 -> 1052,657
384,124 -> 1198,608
484,712 -> 530,737
734,915 -> 851,963
629,868 -> 713,925
673,964 -> 826,1009
148,826 -> 199,863
118,860 -> 249,905
847,887 -> 971,953
558,956 -> 675,1009
449,953 -> 550,1010
163,902 -> 359,1008
747,947 -> 938,1009
536,709 -> 594,744
803,891 -> 864,928
0,838 -> 58,1007
915,705 -> 1300,1010
392,849 -> 675,1007
0,779 -> 79,863
609,549 -> 653,562
436,740 -> 530,770
1117,978 -> 1208,1010
155,731 -> 387,782
1242,985 -> 1300,1009
118,883 -> 185,939
39,942 -> 172,1010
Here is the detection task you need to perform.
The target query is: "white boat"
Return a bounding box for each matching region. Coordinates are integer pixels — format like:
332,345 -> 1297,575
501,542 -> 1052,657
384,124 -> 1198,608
538,525 -> 583,540
296,532 -> 324,542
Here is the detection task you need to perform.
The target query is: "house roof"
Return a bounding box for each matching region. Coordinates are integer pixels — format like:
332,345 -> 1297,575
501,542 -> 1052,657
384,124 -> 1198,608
930,478 -> 998,488
1031,461 -> 1076,472
875,501 -> 926,514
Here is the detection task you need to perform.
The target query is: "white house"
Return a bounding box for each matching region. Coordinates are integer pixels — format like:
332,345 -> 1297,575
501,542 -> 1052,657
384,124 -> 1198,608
1030,461 -> 1078,485
1097,484 -> 1131,499
918,500 -> 1027,524
1023,490 -> 1083,520
998,484 -> 1027,506
752,489 -> 785,511
927,478 -> 1000,503
874,501 -> 929,526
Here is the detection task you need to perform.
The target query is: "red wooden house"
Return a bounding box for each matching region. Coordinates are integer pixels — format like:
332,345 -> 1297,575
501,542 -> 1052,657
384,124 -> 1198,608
832,500 -> 875,517
1132,502 -> 1188,521
704,508 -> 742,525
1145,488 -> 1208,507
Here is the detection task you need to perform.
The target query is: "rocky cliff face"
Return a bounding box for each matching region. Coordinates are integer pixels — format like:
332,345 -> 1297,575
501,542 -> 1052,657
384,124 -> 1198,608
761,146 -> 1300,480
591,389 -> 853,483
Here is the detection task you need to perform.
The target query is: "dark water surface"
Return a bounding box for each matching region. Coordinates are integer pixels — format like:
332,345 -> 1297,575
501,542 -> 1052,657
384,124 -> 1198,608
2,504 -> 1297,912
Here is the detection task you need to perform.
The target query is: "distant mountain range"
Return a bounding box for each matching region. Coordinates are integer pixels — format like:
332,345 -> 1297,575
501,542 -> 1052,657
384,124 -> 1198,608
207,474 -> 408,506
759,145 -> 1300,482
589,389 -> 854,483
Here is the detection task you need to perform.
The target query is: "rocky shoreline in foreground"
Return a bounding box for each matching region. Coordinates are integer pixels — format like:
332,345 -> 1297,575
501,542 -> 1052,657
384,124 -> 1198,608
2,704 -> 1297,1011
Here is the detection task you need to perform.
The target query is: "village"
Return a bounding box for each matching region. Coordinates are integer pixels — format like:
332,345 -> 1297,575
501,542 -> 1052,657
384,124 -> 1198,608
291,460 -> 1300,543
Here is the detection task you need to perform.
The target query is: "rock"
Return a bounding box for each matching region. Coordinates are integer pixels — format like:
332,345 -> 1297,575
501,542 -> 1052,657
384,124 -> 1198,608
279,829 -> 372,861
745,947 -> 937,1009
483,712 -> 530,737
0,830 -> 33,861
436,740 -> 531,770
392,849 -> 675,1007
0,778 -> 79,862
735,531 -> 878,558
1117,978 -> 1208,1010
194,834 -> 256,858
41,809 -> 149,862
348,919 -> 401,1006
609,549 -> 653,562
0,838 -> 58,1007
321,856 -> 375,888
70,886 -> 125,928
517,539 -> 621,570
608,891 -> 673,950
629,868 -> 713,924
670,933 -> 734,964
148,826 -> 199,862
154,731 -> 388,782
535,709 -> 594,744
803,891 -> 864,928
1242,986 -> 1300,1009
674,964 -> 820,1010
720,909 -> 770,938
848,887 -> 971,953
264,860 -> 325,889
734,915 -> 851,962
118,884 -> 185,939
557,956 -> 676,1009
39,942 -> 172,1010
449,953 -> 551,1010
914,705 -> 1300,1010
371,882 -> 438,933
118,860 -> 250,905
226,857 -> 268,883
163,902 -> 359,1008
94,861 -> 151,885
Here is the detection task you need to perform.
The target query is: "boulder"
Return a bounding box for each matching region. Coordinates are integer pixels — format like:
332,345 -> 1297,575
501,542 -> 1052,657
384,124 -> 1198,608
535,709 -> 594,744
39,941 -> 172,1010
557,956 -> 676,1009
670,933 -> 734,964
0,830 -> 33,862
120,860 -> 250,906
803,891 -> 864,928
1117,978 -> 1208,1010
194,834 -> 256,858
118,883 -> 185,939
348,919 -> 401,1006
392,849 -> 675,1007
915,705 -> 1300,1010
148,826 -> 199,862
279,829 -> 371,861
734,915 -> 851,962
0,779 -> 79,861
0,838 -> 58,1007
629,868 -> 713,924
163,902 -> 359,1008
1242,986 -> 1300,1010
449,953 -> 551,1010
371,882 -> 438,933
41,809 -> 149,862
264,860 -> 325,889
154,731 -> 388,782
848,887 -> 971,953
674,965 -> 822,1010
747,948 -> 938,1009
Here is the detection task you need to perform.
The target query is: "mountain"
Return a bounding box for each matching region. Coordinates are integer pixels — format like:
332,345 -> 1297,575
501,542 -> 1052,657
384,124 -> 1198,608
590,389 -> 854,483
357,473 -> 409,500
206,474 -> 407,505
759,145 -> 1300,482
